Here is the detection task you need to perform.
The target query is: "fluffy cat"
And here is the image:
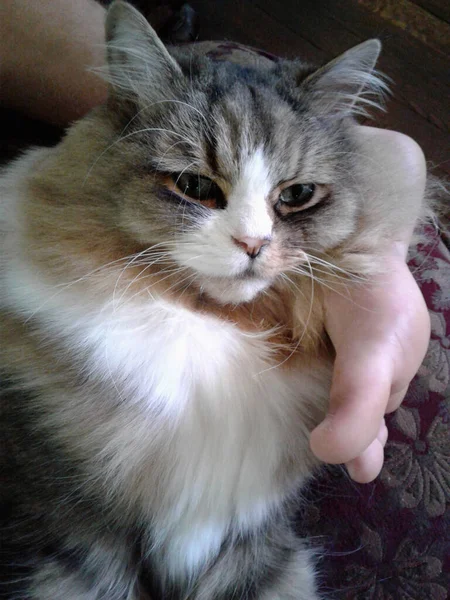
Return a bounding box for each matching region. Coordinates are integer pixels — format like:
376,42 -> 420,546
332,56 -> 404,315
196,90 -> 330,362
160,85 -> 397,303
0,2 -> 425,599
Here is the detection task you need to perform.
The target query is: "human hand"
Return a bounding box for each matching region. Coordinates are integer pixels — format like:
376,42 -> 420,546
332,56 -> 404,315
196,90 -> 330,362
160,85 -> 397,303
310,127 -> 430,483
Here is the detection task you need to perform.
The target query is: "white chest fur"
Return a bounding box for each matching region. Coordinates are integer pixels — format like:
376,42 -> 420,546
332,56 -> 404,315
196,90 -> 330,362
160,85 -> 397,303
3,258 -> 329,577
81,299 -> 329,576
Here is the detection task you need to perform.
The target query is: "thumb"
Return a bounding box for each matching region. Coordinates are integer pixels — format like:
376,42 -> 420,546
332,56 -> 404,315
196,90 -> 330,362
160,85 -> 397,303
310,349 -> 393,464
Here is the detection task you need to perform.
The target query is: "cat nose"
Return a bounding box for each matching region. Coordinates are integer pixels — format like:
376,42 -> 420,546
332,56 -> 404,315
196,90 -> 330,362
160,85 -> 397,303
232,236 -> 271,258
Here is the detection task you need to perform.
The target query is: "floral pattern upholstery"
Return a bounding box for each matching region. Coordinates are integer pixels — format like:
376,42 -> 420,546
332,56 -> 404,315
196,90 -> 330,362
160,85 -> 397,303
299,226 -> 450,598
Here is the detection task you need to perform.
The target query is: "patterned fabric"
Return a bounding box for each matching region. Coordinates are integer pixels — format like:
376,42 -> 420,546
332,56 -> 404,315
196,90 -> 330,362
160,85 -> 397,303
297,226 -> 450,598
194,41 -> 450,598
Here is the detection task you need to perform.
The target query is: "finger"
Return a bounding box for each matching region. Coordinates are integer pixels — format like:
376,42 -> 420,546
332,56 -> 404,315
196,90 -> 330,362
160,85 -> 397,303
346,420 -> 387,483
310,351 -> 392,464
386,386 -> 408,413
346,437 -> 385,483
377,418 -> 388,447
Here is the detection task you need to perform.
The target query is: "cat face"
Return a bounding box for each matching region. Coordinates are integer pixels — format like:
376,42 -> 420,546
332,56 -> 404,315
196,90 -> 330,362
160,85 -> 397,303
99,1 -> 386,304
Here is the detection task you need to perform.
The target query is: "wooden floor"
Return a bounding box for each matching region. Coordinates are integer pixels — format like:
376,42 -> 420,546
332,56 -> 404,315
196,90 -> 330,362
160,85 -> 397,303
1,0 -> 449,181
183,0 -> 450,180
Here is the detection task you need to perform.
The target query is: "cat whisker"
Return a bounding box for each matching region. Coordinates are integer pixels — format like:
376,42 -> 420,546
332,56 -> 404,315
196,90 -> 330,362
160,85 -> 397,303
22,244 -> 179,323
257,265 -> 315,376
113,254 -> 175,308
113,259 -> 200,311
287,253 -> 317,345
173,161 -> 202,190
83,127 -> 201,187
168,163 -> 205,237
279,272 -> 308,302
177,272 -> 199,301
112,243 -> 177,306
288,266 -> 369,309
116,265 -> 190,303
118,99 -> 209,140
154,140 -> 188,175
161,269 -> 198,296
289,266 -> 344,294
302,253 -> 369,282
21,250 -> 165,325
301,263 -> 364,285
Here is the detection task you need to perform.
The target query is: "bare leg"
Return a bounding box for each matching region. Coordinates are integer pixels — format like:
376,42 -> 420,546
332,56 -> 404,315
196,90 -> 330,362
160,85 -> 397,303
0,0 -> 107,124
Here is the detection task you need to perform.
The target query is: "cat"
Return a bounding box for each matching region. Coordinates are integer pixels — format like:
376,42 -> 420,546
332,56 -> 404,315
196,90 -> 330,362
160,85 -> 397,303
0,1 -> 426,599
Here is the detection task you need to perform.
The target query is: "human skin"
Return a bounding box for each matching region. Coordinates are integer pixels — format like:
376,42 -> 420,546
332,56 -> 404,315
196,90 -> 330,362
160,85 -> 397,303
0,0 -> 107,124
314,129 -> 430,483
0,0 -> 430,483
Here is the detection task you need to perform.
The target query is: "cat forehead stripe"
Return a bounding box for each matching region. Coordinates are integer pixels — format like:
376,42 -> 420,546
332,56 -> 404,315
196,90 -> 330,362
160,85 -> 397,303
239,148 -> 272,194
228,148 -> 273,240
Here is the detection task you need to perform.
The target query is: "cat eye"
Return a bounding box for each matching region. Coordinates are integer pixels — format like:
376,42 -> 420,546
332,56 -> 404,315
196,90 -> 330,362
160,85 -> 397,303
279,184 -> 316,207
172,173 -> 226,209
276,182 -> 328,216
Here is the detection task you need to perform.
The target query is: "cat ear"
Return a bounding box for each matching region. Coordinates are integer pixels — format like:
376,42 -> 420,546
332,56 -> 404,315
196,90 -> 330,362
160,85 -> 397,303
302,40 -> 388,117
99,0 -> 182,99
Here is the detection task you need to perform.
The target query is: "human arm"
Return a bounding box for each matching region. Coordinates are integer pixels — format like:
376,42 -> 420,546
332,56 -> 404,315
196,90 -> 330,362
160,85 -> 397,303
0,0 -> 107,125
310,128 -> 430,483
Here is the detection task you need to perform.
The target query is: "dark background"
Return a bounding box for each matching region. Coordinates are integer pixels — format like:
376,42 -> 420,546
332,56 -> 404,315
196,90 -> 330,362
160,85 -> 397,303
1,0 -> 449,179
184,0 -> 450,180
